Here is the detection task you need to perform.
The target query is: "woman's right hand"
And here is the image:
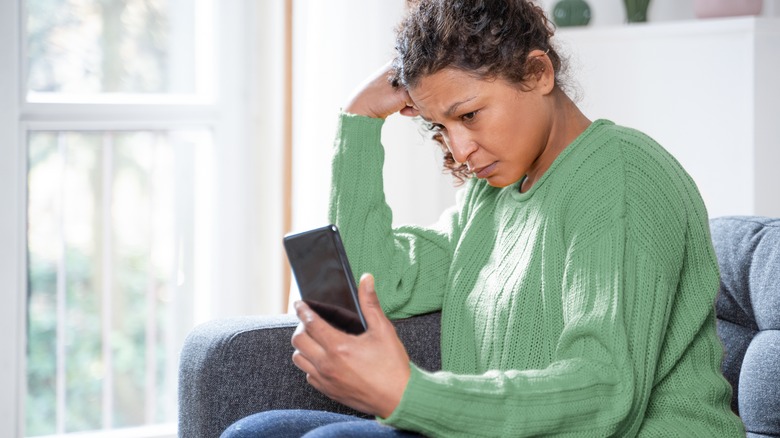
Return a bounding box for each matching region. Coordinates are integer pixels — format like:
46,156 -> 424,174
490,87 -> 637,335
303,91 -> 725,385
343,62 -> 420,120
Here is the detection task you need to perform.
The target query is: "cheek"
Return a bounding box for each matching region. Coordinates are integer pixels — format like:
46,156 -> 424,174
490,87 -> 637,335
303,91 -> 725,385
490,120 -> 528,156
512,109 -> 547,141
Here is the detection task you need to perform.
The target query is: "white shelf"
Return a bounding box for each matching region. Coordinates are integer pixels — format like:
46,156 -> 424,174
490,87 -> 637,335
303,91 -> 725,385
558,16 -> 780,38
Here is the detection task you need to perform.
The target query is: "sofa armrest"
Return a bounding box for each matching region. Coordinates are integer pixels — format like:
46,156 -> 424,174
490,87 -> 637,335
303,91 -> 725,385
178,312 -> 441,438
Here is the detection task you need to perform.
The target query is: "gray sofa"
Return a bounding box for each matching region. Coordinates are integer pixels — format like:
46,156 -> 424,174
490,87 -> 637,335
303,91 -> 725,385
178,216 -> 779,437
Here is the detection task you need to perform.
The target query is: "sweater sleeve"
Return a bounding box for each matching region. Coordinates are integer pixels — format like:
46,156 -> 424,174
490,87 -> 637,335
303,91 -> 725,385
380,139 -> 722,436
328,112 -> 465,318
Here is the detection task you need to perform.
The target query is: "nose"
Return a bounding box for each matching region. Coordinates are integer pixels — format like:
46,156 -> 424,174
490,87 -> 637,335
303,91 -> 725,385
443,128 -> 477,165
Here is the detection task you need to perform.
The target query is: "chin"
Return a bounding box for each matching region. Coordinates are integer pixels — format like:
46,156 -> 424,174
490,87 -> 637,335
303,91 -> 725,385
484,175 -> 522,189
484,178 -> 510,188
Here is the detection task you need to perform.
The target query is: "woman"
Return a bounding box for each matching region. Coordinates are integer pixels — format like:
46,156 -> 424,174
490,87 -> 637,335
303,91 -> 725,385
222,0 -> 745,436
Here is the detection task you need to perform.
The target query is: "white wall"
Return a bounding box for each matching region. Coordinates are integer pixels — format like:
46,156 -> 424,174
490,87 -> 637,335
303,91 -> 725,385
291,0 -> 457,234
187,0 -> 287,319
555,18 -> 780,218
239,0 -> 287,315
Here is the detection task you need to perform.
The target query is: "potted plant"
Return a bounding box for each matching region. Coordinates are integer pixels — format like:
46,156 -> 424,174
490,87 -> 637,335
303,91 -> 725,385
624,0 -> 651,23
552,0 -> 592,27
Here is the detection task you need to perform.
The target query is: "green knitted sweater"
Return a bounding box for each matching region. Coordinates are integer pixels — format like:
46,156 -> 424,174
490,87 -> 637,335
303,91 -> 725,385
329,113 -> 745,437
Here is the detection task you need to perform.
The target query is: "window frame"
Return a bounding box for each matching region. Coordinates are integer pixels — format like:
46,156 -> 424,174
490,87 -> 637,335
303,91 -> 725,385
3,0 -> 289,437
19,0 -> 219,432
1,0 -> 24,436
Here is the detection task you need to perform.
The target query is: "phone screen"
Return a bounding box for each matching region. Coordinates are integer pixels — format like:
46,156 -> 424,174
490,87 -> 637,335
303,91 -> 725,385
283,225 -> 367,334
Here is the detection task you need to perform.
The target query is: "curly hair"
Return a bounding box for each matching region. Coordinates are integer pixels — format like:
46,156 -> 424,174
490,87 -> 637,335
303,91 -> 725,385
390,0 -> 566,183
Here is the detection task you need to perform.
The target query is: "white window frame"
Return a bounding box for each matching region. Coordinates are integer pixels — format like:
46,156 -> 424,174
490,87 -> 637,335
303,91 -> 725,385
2,1 -> 288,437
1,0 -> 24,436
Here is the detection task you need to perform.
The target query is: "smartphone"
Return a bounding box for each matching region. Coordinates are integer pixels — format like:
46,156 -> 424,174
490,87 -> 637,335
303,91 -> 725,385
283,224 -> 367,335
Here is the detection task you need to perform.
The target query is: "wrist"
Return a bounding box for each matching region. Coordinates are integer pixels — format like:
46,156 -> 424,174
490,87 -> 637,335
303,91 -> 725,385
343,101 -> 384,119
377,362 -> 411,419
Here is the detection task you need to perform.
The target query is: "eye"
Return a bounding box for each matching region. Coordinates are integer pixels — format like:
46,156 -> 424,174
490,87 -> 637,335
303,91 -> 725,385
461,110 -> 478,123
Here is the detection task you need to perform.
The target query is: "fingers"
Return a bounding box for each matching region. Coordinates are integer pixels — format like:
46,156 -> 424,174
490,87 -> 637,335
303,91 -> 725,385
291,349 -> 316,375
294,300 -> 336,336
399,105 -> 420,117
292,348 -> 330,396
292,302 -> 349,394
292,302 -> 333,354
398,89 -> 419,118
357,273 -> 389,330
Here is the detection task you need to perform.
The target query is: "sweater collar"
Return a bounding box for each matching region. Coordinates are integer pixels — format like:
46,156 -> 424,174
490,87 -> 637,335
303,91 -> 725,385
509,119 -> 614,202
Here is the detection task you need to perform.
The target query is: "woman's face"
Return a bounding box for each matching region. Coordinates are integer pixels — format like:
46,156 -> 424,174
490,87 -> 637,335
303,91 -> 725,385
408,67 -> 554,188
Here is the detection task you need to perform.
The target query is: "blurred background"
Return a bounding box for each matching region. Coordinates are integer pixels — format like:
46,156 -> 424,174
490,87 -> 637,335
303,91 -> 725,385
1,0 -> 778,437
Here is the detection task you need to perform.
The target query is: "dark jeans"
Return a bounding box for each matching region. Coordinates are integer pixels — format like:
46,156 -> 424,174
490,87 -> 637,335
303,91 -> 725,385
220,409 -> 424,438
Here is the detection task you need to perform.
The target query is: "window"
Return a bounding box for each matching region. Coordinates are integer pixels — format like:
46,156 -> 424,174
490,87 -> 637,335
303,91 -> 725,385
26,0 -> 207,97
4,1 -> 289,437
26,129 -> 213,435
23,1 -> 215,435
4,0 -> 450,436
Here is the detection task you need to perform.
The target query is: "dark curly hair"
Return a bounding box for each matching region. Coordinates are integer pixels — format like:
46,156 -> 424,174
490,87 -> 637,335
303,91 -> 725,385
390,0 -> 566,183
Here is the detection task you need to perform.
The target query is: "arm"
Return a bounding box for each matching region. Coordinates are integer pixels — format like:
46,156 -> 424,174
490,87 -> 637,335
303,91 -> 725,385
329,65 -> 466,318
329,114 -> 465,318
284,67 -> 465,420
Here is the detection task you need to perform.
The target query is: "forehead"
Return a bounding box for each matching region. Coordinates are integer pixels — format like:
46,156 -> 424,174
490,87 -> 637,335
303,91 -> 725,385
409,68 -> 481,102
408,68 -> 512,119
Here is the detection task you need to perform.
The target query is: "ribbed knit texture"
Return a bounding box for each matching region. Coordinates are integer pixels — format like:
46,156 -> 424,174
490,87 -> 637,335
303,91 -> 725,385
329,113 -> 745,437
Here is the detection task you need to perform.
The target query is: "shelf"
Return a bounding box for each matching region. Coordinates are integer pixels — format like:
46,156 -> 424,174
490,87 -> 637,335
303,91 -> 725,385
557,16 -> 780,38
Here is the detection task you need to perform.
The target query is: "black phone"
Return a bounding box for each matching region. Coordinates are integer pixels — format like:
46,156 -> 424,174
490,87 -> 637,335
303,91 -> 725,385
283,224 -> 367,335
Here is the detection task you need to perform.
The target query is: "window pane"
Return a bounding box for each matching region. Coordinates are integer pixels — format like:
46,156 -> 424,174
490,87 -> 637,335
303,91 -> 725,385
26,129 -> 213,435
26,0 -> 209,95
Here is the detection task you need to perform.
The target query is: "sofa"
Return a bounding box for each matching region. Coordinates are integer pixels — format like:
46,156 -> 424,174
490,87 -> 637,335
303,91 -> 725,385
178,216 -> 779,437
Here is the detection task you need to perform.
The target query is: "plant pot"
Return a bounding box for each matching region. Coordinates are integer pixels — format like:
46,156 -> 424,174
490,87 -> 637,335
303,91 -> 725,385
552,0 -> 591,27
624,0 -> 651,23
694,0 -> 763,18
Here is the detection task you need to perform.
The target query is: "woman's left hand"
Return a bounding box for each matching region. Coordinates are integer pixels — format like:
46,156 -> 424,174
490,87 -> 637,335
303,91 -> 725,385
291,273 -> 411,418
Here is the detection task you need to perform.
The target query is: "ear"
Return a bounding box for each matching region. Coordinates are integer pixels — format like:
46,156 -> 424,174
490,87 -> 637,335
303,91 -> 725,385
526,49 -> 555,96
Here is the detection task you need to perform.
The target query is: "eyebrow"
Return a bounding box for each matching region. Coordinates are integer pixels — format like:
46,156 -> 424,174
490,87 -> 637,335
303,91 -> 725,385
419,96 -> 478,124
444,96 -> 477,118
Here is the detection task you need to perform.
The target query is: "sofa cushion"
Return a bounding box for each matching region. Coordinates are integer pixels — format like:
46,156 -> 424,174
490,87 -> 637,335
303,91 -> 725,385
711,216 -> 780,436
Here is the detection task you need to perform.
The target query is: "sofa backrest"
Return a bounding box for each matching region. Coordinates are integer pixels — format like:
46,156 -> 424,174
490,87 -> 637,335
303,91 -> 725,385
711,216 -> 780,436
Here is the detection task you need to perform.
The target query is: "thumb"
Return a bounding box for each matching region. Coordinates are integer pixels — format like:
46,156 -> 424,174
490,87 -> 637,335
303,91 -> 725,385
358,273 -> 388,329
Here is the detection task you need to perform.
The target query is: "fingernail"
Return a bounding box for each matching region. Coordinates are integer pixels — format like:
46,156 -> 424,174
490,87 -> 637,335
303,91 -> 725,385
294,301 -> 314,322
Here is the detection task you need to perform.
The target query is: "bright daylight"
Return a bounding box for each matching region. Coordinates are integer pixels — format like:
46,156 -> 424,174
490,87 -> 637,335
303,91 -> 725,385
2,0 -> 779,437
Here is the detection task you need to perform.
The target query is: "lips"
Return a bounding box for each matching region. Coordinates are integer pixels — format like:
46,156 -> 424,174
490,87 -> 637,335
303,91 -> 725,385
471,162 -> 498,179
